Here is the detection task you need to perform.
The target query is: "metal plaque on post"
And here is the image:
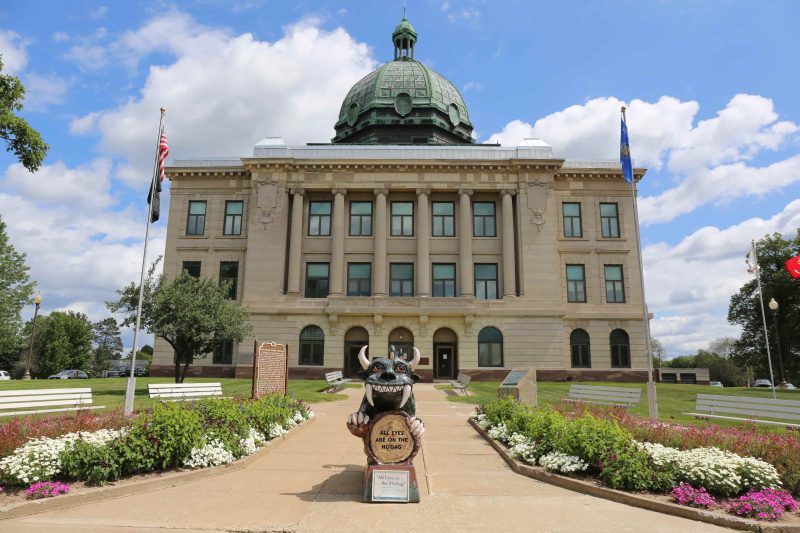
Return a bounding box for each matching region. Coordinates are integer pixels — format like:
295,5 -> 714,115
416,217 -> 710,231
498,367 -> 537,405
252,340 -> 289,398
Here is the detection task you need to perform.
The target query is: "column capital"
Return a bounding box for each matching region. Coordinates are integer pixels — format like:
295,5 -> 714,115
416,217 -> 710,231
331,187 -> 347,196
500,188 -> 517,197
458,188 -> 473,197
416,187 -> 431,196
290,188 -> 305,196
373,187 -> 389,196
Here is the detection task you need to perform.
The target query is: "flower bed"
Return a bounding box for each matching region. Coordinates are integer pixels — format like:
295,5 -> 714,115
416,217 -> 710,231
474,397 -> 799,523
0,394 -> 312,492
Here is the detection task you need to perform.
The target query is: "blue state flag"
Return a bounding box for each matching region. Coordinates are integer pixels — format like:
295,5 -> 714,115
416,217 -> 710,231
620,116 -> 634,184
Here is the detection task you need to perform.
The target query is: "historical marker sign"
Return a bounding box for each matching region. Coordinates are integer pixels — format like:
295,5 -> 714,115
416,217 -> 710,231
252,341 -> 288,399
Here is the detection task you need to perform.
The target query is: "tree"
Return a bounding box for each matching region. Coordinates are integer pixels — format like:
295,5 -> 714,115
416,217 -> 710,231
0,56 -> 48,172
708,337 -> 737,360
728,232 -> 800,384
0,215 -> 35,371
33,311 -> 93,377
650,338 -> 666,368
91,317 -> 123,376
108,262 -> 252,383
135,344 -> 153,362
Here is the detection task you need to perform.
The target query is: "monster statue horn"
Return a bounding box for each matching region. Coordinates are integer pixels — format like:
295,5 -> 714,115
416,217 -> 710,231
358,345 -> 370,370
410,347 -> 420,370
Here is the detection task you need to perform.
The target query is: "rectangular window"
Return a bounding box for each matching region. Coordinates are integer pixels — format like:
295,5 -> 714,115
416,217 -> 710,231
563,202 -> 582,238
212,340 -> 233,365
186,201 -> 206,236
223,200 -> 243,235
304,263 -> 329,298
390,263 -> 414,297
566,264 -> 586,303
604,265 -> 625,303
308,201 -> 331,236
432,202 -> 455,237
474,264 -> 498,300
432,263 -> 456,297
473,202 -> 496,237
391,202 -> 414,236
182,261 -> 201,278
478,342 -> 503,367
600,202 -> 620,238
349,201 -> 373,236
347,263 -> 372,296
219,262 -> 239,299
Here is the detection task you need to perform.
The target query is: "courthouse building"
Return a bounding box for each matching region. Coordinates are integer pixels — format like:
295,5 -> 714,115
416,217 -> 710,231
151,17 -> 651,381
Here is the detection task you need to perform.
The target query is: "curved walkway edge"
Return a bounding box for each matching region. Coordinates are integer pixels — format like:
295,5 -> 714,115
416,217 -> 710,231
469,419 -> 798,533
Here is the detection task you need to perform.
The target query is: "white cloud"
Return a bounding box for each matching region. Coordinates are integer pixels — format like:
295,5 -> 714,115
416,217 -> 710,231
3,159 -> 115,209
89,6 -> 108,20
64,44 -> 109,71
462,81 -> 482,93
441,2 -> 482,28
0,30 -> 28,74
23,73 -> 70,111
72,13 -> 376,188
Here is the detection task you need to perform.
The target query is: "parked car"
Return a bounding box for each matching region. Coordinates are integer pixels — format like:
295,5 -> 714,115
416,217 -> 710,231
780,383 -> 796,390
709,381 -> 723,387
0,370 -> 10,380
48,370 -> 89,379
107,365 -> 146,377
753,379 -> 774,388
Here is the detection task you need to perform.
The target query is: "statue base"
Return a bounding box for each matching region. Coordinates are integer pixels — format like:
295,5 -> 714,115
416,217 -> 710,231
363,464 -> 420,503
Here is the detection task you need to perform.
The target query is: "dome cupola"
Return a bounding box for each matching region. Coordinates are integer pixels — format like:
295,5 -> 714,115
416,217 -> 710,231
332,14 -> 475,145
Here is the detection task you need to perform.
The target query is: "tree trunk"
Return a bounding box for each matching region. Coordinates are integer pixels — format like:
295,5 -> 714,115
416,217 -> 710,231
178,361 -> 191,383
174,361 -> 180,383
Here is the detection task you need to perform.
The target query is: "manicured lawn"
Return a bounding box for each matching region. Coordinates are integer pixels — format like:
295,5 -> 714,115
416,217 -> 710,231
0,377 -> 355,413
436,381 -> 800,428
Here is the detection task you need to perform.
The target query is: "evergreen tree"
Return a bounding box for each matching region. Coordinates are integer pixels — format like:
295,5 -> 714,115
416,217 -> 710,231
91,317 -> 123,375
0,215 -> 35,371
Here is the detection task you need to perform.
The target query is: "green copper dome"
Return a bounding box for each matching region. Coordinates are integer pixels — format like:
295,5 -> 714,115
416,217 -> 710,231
332,16 -> 475,145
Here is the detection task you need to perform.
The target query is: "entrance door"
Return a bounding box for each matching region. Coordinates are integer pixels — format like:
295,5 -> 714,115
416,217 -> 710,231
435,344 -> 454,379
344,343 -> 367,378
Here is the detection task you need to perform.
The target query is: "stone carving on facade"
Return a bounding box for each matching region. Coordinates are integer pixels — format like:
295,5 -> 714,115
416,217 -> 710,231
418,314 -> 429,336
463,314 -> 475,337
373,314 -> 384,336
526,178 -> 550,231
255,176 -> 281,229
328,313 -> 339,336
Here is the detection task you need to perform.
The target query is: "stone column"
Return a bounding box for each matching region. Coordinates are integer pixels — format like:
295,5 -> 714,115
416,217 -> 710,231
286,188 -> 304,295
329,188 -> 346,296
416,188 -> 431,297
501,189 -> 517,298
459,188 -> 474,296
373,188 -> 388,296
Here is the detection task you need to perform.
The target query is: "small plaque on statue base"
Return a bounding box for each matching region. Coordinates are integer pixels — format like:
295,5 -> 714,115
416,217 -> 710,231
361,411 -> 421,503
365,464 -> 419,503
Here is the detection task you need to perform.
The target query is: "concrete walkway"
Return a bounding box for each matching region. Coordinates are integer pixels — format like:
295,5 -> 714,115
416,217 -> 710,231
0,384 -> 730,532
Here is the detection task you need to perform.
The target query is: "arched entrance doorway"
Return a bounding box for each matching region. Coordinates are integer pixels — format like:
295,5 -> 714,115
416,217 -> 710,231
433,327 -> 458,379
388,327 -> 414,362
344,327 -> 369,378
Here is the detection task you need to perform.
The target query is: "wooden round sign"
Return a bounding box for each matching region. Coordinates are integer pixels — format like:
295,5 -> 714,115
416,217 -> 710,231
366,411 -> 420,465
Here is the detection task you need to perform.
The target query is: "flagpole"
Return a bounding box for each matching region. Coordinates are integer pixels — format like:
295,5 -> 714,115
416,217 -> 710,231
124,107 -> 166,416
622,106 -> 658,420
751,239 -> 777,400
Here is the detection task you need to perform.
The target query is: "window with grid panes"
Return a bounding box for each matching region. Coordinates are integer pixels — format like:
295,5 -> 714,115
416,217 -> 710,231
305,263 -> 329,298
182,261 -> 201,278
604,265 -> 625,303
347,263 -> 371,296
478,327 -> 503,367
600,203 -> 620,238
186,201 -> 206,235
432,264 -> 456,297
474,264 -> 498,299
570,329 -> 591,368
308,201 -> 331,236
473,202 -> 496,237
219,262 -> 239,299
349,201 -> 372,236
212,340 -> 233,364
391,202 -> 414,236
610,329 -> 631,367
223,201 -> 243,235
562,202 -> 582,237
566,264 -> 586,303
299,325 -> 324,366
432,202 -> 455,237
390,263 -> 414,296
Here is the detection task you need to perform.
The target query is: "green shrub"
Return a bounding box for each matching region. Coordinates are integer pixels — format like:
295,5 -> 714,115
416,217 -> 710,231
551,414 -> 632,467
482,395 -> 524,428
245,394 -> 296,434
190,398 -> 250,457
145,401 -> 204,469
599,447 -> 678,492
117,417 -> 159,476
60,440 -> 123,486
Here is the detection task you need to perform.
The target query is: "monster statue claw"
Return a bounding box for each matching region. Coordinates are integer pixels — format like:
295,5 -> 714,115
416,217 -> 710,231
347,345 -> 425,439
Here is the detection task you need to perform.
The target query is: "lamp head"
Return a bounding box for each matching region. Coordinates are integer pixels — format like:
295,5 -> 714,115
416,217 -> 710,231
768,297 -> 778,311
33,293 -> 42,305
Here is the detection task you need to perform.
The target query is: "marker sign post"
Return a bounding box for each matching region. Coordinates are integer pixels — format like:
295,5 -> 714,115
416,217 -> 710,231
252,341 -> 289,399
498,367 -> 537,405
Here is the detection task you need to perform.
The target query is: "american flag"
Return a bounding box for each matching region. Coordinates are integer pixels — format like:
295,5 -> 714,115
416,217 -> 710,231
746,249 -> 758,274
147,127 -> 169,223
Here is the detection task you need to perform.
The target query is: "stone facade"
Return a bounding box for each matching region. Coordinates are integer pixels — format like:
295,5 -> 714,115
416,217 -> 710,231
150,141 -> 652,382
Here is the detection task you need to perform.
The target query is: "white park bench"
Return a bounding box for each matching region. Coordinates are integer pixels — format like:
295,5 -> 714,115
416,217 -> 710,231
148,382 -> 224,401
686,394 -> 800,430
450,373 -> 471,395
0,388 -> 103,417
564,384 -> 642,408
325,371 -> 349,393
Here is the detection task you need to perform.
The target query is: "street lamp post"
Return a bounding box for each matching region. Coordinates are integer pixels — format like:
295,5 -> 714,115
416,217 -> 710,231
23,293 -> 43,380
768,298 -> 788,388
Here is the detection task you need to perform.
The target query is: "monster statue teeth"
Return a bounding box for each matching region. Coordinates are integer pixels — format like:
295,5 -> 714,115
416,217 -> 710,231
365,383 -> 374,406
399,384 -> 411,408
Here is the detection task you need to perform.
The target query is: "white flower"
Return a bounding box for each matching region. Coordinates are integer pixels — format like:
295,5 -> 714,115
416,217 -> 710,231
539,452 -> 589,474
184,439 -> 235,468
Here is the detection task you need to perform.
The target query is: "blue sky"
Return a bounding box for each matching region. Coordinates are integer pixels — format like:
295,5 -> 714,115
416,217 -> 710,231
1,0 -> 799,356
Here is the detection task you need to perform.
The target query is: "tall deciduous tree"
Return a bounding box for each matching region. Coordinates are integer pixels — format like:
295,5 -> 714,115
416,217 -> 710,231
108,262 -> 252,383
33,311 -> 94,377
728,232 -> 800,384
92,317 -> 123,375
0,215 -> 35,371
0,56 -> 48,172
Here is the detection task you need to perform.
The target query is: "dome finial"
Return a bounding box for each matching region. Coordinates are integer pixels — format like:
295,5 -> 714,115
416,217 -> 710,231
392,9 -> 417,61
